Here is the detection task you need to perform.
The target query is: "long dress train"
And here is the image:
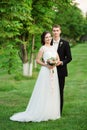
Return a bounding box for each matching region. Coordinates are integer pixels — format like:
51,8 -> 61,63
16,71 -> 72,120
10,46 -> 60,122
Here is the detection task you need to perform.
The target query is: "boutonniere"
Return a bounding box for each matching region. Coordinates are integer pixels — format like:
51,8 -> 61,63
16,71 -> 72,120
59,41 -> 63,47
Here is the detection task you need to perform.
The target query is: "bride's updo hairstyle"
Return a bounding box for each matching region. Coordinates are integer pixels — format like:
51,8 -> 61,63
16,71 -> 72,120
41,31 -> 51,45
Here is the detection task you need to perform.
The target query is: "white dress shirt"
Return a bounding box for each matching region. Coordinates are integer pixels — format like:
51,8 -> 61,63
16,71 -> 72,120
53,38 -> 60,51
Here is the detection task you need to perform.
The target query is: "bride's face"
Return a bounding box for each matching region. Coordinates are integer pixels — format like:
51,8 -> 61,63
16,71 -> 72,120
44,33 -> 52,44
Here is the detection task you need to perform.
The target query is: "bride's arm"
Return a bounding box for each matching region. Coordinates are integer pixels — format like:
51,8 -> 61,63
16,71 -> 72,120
56,53 -> 63,66
36,49 -> 53,69
36,50 -> 47,67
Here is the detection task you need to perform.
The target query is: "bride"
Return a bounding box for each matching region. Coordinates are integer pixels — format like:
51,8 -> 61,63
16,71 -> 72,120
10,31 -> 61,122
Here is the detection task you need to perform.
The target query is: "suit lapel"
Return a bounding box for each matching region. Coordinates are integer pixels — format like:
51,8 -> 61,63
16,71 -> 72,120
58,39 -> 61,50
51,38 -> 63,51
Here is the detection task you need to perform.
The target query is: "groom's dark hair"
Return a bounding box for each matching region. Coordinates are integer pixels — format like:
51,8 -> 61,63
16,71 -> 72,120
41,31 -> 50,45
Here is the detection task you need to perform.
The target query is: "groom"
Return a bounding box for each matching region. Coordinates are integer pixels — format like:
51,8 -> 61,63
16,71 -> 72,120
51,24 -> 72,115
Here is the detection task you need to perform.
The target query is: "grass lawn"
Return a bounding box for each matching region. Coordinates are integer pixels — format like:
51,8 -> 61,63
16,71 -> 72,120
0,43 -> 87,130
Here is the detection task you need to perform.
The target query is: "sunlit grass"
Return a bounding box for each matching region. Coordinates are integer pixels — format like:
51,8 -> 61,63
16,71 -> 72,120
0,43 -> 87,130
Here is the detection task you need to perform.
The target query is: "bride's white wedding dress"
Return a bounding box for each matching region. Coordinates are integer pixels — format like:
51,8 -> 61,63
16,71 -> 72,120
10,46 -> 60,122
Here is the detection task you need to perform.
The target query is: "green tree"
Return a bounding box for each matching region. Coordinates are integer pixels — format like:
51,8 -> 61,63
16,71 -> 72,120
0,0 -> 32,75
53,0 -> 85,41
0,0 -> 86,76
28,0 -> 57,76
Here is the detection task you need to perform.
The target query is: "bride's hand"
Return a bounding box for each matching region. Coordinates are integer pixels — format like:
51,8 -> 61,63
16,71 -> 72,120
46,64 -> 55,69
56,61 -> 63,66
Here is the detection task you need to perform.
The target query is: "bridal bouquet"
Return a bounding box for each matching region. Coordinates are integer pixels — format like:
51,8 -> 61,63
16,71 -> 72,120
47,57 -> 58,66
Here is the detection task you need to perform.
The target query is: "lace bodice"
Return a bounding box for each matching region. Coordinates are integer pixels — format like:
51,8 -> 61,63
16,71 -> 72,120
40,46 -> 57,62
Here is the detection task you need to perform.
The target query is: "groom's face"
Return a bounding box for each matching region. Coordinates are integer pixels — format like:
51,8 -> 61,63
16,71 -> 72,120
52,27 -> 61,38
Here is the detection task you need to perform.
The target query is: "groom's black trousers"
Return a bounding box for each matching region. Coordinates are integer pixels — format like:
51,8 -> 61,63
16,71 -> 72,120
58,76 -> 65,115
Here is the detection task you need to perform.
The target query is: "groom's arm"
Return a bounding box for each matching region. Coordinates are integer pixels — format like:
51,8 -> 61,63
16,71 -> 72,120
63,41 -> 72,65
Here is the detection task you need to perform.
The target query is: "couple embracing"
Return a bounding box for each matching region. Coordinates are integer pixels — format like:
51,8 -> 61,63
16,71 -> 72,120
10,25 -> 72,122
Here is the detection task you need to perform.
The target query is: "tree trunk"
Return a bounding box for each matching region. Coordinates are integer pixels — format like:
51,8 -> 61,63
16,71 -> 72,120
8,52 -> 12,74
18,35 -> 29,76
34,59 -> 37,68
29,34 -> 35,76
29,62 -> 33,76
23,62 -> 29,76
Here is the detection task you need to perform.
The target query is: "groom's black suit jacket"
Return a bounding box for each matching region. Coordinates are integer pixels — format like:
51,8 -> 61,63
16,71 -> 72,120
51,38 -> 72,77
